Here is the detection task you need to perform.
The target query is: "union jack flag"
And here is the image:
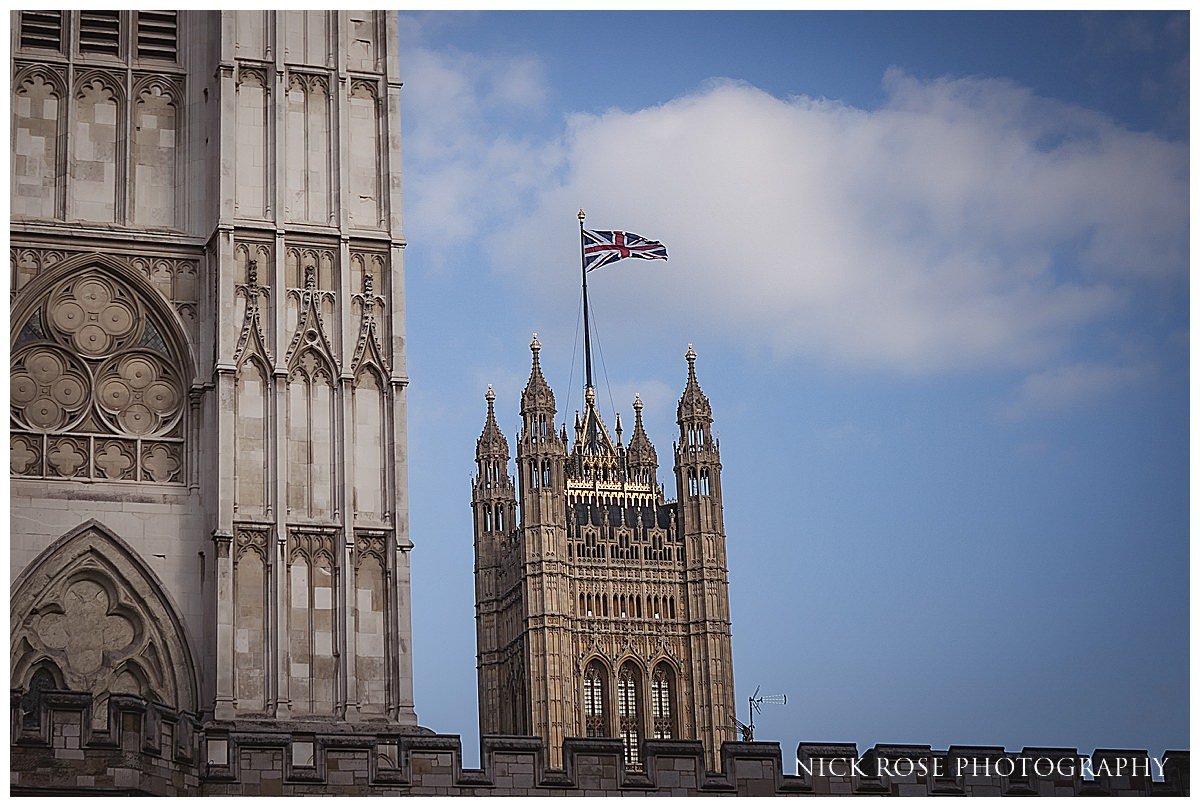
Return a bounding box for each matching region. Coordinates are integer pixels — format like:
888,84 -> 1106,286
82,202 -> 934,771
582,229 -> 668,272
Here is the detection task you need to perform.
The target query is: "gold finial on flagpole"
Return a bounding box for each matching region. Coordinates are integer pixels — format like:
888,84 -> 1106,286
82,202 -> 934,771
578,209 -> 586,222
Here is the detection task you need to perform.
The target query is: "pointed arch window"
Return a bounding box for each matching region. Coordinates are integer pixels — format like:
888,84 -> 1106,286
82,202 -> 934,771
12,66 -> 64,220
617,662 -> 643,768
11,524 -> 199,719
651,664 -> 676,739
70,76 -> 121,222
286,350 -> 336,518
583,661 -> 608,738
20,665 -> 60,730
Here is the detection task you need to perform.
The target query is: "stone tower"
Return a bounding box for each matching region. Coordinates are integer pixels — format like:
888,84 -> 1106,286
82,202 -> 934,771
10,9 -> 417,776
473,338 -> 736,770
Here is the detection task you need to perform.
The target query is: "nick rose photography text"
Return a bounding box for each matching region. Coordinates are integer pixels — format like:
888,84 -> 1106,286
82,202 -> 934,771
797,755 -> 1168,780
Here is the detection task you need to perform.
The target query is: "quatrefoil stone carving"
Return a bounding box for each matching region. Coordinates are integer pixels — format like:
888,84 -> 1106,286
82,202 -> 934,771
11,348 -> 88,431
97,354 -> 181,436
50,278 -> 138,357
36,579 -> 135,676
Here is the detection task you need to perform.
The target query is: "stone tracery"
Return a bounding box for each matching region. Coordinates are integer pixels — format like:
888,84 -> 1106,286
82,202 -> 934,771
11,522 -> 199,722
10,267 -> 188,483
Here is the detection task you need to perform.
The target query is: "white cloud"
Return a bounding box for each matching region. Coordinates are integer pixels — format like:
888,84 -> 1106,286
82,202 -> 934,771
402,47 -> 559,258
402,54 -> 1187,382
1001,361 -> 1153,419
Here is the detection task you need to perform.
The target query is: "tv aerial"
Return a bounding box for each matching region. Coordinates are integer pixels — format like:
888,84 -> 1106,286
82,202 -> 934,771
734,685 -> 787,742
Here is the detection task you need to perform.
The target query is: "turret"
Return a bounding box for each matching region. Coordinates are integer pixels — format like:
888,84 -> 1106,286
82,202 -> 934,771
474,385 -> 519,739
520,333 -> 556,446
516,333 -> 566,523
473,384 -> 515,537
513,334 -> 570,756
672,343 -> 735,768
675,344 -> 720,506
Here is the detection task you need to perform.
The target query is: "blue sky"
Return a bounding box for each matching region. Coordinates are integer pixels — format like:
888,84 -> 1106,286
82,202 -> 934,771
397,11 -> 1188,767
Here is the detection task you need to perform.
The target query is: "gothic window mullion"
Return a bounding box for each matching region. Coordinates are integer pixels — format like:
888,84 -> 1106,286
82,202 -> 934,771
617,662 -> 642,769
583,660 -> 607,739
652,665 -> 674,740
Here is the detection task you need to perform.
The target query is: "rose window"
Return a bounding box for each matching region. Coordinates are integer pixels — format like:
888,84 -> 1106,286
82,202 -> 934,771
10,269 -> 188,483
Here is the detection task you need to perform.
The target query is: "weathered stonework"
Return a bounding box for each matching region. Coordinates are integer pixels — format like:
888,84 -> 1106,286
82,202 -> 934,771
474,341 -> 737,771
9,692 -> 1189,796
10,10 -> 418,794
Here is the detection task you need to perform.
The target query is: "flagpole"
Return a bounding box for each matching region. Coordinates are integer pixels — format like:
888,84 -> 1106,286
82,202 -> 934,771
578,209 -> 594,392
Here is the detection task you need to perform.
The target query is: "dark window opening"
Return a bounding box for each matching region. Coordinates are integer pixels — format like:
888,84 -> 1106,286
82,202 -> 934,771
21,667 -> 58,730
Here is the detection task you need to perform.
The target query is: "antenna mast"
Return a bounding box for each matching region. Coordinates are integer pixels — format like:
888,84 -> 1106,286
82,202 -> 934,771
734,686 -> 788,742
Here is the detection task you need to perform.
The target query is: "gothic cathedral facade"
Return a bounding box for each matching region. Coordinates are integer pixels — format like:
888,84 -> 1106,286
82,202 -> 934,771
10,8 -> 418,766
473,337 -> 737,770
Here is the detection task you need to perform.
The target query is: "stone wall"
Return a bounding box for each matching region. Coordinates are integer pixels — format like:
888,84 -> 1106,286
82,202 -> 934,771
11,690 -> 1188,796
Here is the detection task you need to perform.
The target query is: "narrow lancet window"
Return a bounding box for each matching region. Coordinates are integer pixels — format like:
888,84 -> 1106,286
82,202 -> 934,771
618,662 -> 643,768
584,661 -> 608,737
652,665 -> 675,739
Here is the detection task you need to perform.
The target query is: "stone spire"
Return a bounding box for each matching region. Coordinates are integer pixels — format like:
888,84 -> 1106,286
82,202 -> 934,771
677,344 -> 712,424
476,384 -> 509,461
520,332 -> 556,418
626,393 -> 658,485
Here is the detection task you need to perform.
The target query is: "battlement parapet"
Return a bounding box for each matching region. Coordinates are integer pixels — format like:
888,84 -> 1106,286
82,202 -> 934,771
9,690 -> 1189,796
10,689 -> 202,795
